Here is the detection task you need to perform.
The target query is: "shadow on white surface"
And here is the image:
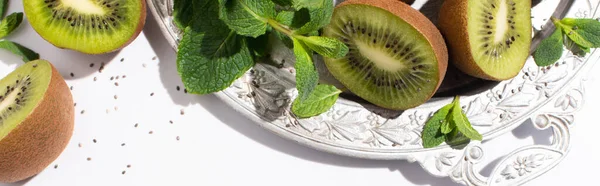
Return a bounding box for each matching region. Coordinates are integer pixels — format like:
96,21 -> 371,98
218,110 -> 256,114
143,12 -> 460,186
511,119 -> 553,146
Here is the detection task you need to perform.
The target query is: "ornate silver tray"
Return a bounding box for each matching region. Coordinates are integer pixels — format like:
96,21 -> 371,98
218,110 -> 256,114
148,0 -> 599,185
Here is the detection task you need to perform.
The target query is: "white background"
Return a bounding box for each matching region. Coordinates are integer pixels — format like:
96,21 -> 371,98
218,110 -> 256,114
0,1 -> 599,186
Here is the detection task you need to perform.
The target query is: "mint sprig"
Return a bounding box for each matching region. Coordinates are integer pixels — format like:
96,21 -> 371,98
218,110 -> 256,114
421,96 -> 482,148
174,0 -> 348,117
175,1 -> 254,95
534,17 -> 600,66
0,1 -> 39,62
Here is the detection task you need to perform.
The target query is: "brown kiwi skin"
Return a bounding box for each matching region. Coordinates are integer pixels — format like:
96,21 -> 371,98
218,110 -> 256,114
26,0 -> 147,54
0,60 -> 74,183
438,0 -> 527,81
336,0 -> 448,109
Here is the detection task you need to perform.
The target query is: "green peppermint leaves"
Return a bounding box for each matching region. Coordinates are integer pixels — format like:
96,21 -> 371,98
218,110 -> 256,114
291,84 -> 341,118
421,97 -> 482,148
174,0 -> 347,117
534,17 -> 600,66
0,1 -> 38,62
175,1 -> 254,95
218,0 -> 276,38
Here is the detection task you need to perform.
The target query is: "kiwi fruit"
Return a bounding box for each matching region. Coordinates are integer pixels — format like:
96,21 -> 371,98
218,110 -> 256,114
438,0 -> 532,81
24,0 -> 146,54
0,60 -> 74,183
322,0 -> 448,110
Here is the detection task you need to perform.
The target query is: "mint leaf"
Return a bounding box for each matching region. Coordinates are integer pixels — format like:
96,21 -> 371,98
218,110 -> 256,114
0,40 -> 39,62
292,0 -> 333,35
275,10 -> 309,29
0,0 -> 7,19
446,128 -> 471,147
560,18 -> 600,47
297,36 -> 348,59
271,0 -> 292,6
291,84 -> 341,118
534,28 -> 563,67
292,38 -> 318,101
292,0 -> 322,10
440,116 -> 454,134
421,104 -> 453,148
218,0 -> 276,38
0,12 -> 22,39
451,98 -> 482,141
565,36 -> 589,57
177,1 -> 254,94
173,0 -> 194,29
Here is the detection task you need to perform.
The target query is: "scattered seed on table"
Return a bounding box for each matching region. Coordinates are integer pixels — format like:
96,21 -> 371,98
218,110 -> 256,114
54,164 -> 58,169
184,89 -> 188,94
150,92 -> 154,96
90,63 -> 94,68
176,86 -> 180,91
110,77 -> 114,81
115,82 -> 119,86
180,109 -> 185,115
94,77 -> 97,81
121,143 -> 126,146
169,120 -> 173,124
122,75 -> 127,79
74,103 -> 77,107
114,106 -> 119,111
78,143 -> 82,148
114,95 -> 118,100
122,171 -> 126,175
142,63 -> 147,68
70,86 -> 73,90
134,123 -> 139,128
120,58 -> 124,62
149,131 -> 153,134
176,136 -> 180,141
87,157 -> 92,161
81,110 -> 85,114
116,76 -> 120,80
93,139 -> 97,143
70,73 -> 74,77
127,164 -> 131,168
152,56 -> 157,60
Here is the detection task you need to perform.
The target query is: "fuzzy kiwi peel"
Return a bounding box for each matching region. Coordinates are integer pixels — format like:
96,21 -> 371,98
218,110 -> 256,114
0,60 -> 74,183
23,0 -> 147,54
322,0 -> 448,110
438,0 -> 532,81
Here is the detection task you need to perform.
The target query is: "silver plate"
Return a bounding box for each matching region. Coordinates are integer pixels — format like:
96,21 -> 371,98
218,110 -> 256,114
147,0 -> 599,185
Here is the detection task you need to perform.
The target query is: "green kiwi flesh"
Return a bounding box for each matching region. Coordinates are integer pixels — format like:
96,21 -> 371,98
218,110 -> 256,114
0,61 -> 51,140
24,0 -> 146,54
323,3 -> 444,110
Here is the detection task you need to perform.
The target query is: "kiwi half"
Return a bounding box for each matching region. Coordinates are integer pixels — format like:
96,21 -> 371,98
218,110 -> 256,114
439,0 -> 532,80
322,0 -> 447,110
0,60 -> 74,183
24,0 -> 146,54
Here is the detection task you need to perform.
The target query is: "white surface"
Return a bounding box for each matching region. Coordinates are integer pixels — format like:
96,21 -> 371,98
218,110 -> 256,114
0,1 -> 598,186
